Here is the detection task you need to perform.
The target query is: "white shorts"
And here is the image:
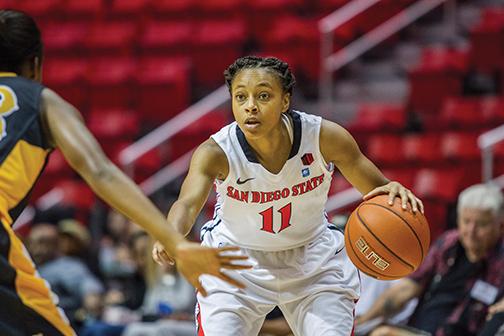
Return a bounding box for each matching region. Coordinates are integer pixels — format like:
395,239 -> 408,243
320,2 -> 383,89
196,227 -> 361,336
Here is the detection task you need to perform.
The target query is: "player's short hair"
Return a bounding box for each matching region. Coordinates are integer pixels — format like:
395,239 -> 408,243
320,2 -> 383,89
224,56 -> 296,95
0,10 -> 43,73
457,183 -> 504,219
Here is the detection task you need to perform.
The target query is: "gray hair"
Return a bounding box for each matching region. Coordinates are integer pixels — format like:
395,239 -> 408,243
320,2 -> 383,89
457,183 -> 504,218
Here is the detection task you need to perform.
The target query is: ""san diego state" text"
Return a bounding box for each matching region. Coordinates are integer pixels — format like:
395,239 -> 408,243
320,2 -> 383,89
226,174 -> 325,204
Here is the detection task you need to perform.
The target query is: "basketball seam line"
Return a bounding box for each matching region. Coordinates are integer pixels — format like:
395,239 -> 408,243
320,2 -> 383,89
346,223 -> 396,279
356,207 -> 414,271
365,202 -> 425,259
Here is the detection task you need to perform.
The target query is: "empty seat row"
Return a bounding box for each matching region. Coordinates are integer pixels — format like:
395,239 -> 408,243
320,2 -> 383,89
365,132 -> 481,167
43,57 -> 191,123
5,0 -> 350,20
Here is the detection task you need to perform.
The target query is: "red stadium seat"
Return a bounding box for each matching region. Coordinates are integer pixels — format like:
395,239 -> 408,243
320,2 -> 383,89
493,142 -> 504,177
110,0 -> 151,18
112,143 -> 162,183
440,132 -> 480,162
316,0 -> 351,16
88,110 -> 139,143
63,0 -> 104,20
196,0 -> 243,18
402,133 -> 441,167
135,57 -> 191,124
149,0 -> 194,19
191,19 -> 246,87
171,110 -> 230,160
480,96 -> 504,127
413,169 -> 463,202
86,57 -> 137,110
42,22 -> 88,56
469,7 -> 504,73
84,22 -> 138,56
55,180 -> 95,222
259,16 -> 321,81
408,48 -> 467,116
244,0 -> 305,51
365,134 -> 403,167
381,168 -> 415,189
43,58 -> 89,110
139,21 -> 194,57
347,103 -> 407,133
13,0 -> 62,19
247,0 -> 304,10
438,97 -> 481,130
422,199 -> 448,242
440,132 -> 481,185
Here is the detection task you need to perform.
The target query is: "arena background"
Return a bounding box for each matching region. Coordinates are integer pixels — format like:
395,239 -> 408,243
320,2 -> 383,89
2,0 -> 504,334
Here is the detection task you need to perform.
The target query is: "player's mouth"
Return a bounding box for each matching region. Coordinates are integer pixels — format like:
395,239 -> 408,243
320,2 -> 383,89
244,118 -> 260,129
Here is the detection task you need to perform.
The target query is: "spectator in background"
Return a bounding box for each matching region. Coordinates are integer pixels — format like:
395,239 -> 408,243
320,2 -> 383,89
357,183 -> 504,336
99,211 -> 140,280
27,223 -> 104,328
123,233 -> 196,336
58,218 -> 91,258
58,218 -> 100,275
139,233 -> 195,320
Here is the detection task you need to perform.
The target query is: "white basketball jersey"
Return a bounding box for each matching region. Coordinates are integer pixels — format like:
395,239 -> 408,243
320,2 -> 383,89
205,110 -> 334,251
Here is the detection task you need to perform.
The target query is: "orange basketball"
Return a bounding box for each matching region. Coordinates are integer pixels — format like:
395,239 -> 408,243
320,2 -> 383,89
344,194 -> 430,280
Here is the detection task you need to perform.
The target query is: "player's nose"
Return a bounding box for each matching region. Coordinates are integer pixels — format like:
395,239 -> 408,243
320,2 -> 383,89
244,98 -> 258,113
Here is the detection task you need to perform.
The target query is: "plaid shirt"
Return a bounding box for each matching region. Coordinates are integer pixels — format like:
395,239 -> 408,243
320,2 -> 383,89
408,229 -> 504,336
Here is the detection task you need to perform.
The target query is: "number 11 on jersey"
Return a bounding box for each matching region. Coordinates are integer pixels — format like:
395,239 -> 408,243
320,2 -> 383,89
259,203 -> 292,234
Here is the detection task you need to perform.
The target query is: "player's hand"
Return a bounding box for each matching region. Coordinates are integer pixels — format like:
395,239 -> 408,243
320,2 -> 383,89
152,241 -> 252,296
363,181 -> 424,214
152,240 -> 175,265
487,297 -> 504,320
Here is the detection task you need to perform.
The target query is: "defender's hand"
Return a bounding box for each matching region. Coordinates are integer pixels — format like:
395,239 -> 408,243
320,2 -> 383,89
363,181 -> 424,214
152,241 -> 252,296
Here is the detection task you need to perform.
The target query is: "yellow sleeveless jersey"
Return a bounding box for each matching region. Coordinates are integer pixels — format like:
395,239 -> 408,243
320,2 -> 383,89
0,72 -> 52,226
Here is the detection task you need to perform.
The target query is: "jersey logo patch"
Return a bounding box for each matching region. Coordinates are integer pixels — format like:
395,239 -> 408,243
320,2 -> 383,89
301,153 -> 314,165
0,85 -> 20,141
302,168 -> 310,177
236,177 -> 255,185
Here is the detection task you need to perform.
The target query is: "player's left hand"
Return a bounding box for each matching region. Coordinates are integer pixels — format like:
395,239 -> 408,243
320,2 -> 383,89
363,181 -> 424,214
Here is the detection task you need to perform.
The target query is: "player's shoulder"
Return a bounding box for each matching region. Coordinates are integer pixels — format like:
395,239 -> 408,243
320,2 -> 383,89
191,138 -> 229,179
319,117 -> 350,141
193,138 -> 228,165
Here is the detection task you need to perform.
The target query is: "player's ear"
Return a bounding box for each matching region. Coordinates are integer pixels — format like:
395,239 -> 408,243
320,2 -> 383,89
32,56 -> 42,82
282,93 -> 291,113
19,56 -> 42,82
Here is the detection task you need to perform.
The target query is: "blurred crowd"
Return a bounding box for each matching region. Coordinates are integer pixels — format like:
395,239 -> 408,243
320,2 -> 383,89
23,208 -> 196,336
20,182 -> 504,336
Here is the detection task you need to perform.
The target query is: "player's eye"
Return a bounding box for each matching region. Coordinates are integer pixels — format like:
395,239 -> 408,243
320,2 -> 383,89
258,92 -> 270,100
235,93 -> 246,102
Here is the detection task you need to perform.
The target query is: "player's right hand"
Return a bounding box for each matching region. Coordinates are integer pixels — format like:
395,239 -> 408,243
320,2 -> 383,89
152,240 -> 252,296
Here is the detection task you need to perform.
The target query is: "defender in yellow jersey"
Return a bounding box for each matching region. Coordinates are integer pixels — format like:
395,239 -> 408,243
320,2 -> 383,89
0,10 -> 250,336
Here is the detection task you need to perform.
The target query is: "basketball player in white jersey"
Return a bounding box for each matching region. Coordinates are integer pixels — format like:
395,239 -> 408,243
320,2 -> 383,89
153,56 -> 424,336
